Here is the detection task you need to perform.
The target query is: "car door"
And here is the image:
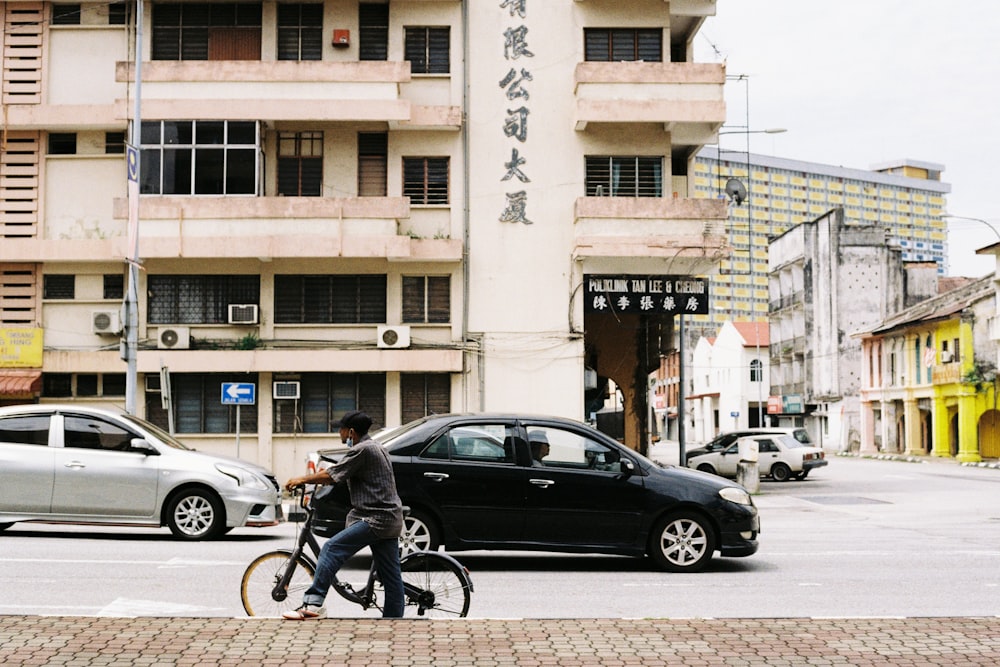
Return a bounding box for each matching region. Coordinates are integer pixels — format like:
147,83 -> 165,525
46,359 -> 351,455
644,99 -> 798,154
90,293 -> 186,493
49,413 -> 159,517
715,442 -> 742,477
401,421 -> 527,543
0,413 -> 56,513
520,424 -> 644,548
756,438 -> 781,476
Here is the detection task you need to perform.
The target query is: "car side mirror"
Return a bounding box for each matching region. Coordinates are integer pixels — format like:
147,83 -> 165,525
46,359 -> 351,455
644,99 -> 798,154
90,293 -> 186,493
619,458 -> 635,478
131,438 -> 159,455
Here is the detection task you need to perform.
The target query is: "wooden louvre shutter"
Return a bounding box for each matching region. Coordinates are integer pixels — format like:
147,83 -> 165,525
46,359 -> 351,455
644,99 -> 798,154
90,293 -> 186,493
359,3 -> 389,61
358,133 -> 387,196
208,28 -> 260,60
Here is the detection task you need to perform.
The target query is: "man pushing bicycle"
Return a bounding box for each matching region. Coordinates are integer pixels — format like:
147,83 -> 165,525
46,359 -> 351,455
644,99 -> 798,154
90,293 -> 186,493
282,410 -> 404,620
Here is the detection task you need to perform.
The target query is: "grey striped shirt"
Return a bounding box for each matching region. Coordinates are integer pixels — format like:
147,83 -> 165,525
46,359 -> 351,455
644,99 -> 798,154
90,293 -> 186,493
325,435 -> 403,539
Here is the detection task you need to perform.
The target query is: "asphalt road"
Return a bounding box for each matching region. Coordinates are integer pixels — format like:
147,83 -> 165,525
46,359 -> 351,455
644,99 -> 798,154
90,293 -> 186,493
1,454 -> 998,619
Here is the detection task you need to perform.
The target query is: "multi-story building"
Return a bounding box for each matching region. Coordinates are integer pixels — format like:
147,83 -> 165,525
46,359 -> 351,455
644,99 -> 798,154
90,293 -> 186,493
0,1 -> 729,479
690,147 -> 951,339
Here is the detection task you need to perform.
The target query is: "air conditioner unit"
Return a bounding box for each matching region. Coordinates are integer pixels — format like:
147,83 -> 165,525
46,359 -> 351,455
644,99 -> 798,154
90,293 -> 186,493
273,381 -> 301,400
145,375 -> 161,392
157,326 -> 191,350
940,350 -> 953,363
228,303 -> 259,325
92,310 -> 121,335
377,325 -> 411,349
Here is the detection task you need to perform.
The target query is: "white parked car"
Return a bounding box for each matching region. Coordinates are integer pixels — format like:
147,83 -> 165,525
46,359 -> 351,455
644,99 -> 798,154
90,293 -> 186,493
687,434 -> 828,482
0,404 -> 283,539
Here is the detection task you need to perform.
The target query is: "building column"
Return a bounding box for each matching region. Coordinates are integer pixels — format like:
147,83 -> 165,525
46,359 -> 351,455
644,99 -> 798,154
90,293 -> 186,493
858,396 -> 877,454
956,392 -> 983,463
903,397 -> 922,455
931,397 -> 950,458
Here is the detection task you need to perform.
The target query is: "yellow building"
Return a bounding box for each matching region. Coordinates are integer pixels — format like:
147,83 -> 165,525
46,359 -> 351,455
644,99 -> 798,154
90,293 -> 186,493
857,275 -> 997,462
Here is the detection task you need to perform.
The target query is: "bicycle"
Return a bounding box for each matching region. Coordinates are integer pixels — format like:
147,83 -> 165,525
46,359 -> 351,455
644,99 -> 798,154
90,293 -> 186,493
241,486 -> 473,618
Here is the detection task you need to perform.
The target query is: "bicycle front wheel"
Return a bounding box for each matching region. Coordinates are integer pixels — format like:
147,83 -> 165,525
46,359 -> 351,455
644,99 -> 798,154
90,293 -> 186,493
396,552 -> 471,618
241,551 -> 316,617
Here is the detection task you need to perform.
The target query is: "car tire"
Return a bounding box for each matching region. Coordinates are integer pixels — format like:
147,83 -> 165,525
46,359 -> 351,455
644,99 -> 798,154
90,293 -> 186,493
771,462 -> 792,482
648,511 -> 716,573
696,463 -> 716,475
399,509 -> 440,556
166,488 -> 226,540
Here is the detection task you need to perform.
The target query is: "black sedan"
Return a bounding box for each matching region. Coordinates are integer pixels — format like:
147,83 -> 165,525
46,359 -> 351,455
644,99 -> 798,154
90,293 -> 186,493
312,414 -> 759,572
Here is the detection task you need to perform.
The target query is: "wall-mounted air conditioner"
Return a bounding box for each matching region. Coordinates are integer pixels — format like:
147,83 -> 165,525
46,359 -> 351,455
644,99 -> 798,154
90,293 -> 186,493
940,350 -> 953,363
228,304 -> 259,325
92,310 -> 121,335
273,381 -> 301,400
157,326 -> 191,350
377,325 -> 411,349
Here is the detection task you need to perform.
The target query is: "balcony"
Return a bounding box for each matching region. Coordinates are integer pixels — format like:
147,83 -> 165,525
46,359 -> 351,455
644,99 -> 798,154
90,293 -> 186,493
573,62 -> 725,143
114,61 -> 461,129
572,196 -> 728,275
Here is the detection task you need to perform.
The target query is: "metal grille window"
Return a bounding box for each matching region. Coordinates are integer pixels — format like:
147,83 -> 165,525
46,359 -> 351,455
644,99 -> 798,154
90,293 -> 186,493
277,131 -> 323,196
401,374 -> 451,424
140,120 -> 259,195
146,373 -> 258,434
108,2 -> 130,25
359,3 -> 388,61
43,275 -> 75,299
358,132 -> 387,197
48,133 -> 76,155
151,3 -> 262,61
52,4 -> 81,25
103,274 -> 124,299
273,373 -> 385,434
584,28 -> 662,62
105,131 -> 126,154
403,157 -> 449,205
277,4 -> 322,61
402,276 -> 450,324
585,156 -> 663,197
404,26 -> 449,74
274,275 -> 387,324
147,275 -> 260,324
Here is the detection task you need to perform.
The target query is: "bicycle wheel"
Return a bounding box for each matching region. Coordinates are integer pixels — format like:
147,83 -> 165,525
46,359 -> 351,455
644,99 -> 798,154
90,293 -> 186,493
241,551 -> 316,617
395,552 -> 471,618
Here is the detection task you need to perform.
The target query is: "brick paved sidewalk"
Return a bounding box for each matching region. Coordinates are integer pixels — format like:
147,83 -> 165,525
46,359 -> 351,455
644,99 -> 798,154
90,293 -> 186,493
1,616 -> 998,666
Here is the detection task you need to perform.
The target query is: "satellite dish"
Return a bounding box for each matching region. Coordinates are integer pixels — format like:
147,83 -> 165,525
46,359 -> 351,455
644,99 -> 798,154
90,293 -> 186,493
725,178 -> 747,206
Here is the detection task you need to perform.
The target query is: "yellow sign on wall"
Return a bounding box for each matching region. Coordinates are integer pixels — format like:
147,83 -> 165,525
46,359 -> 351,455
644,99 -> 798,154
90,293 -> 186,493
0,328 -> 43,368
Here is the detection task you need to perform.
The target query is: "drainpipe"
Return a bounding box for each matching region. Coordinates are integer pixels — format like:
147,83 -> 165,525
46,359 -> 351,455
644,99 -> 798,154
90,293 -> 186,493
460,0 -> 480,410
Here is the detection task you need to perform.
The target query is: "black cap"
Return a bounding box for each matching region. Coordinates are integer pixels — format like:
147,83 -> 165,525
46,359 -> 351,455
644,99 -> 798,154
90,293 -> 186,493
338,410 -> 373,435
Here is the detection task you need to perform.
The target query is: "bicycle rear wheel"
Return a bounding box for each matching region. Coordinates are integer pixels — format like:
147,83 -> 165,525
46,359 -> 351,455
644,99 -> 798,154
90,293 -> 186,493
395,552 -> 471,617
241,551 -> 316,617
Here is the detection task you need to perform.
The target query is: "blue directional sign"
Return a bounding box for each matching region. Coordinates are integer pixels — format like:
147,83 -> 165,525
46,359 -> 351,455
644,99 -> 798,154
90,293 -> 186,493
221,382 -> 256,405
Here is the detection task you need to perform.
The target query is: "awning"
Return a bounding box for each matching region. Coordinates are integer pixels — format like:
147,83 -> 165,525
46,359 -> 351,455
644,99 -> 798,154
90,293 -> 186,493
0,370 -> 42,397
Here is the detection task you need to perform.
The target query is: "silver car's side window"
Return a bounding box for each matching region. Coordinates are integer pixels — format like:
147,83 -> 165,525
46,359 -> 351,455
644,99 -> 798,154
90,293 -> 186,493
64,415 -> 137,452
0,415 -> 50,446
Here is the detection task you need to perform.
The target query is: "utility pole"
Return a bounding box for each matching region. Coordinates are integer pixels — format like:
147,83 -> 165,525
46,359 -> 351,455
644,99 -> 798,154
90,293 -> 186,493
123,0 -> 144,415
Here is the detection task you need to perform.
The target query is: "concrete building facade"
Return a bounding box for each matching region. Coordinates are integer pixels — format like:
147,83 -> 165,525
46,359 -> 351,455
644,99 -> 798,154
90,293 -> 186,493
0,0 -> 728,480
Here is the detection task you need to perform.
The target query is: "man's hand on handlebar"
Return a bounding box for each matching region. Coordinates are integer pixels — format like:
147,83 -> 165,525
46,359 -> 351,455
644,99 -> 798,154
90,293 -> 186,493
284,470 -> 331,493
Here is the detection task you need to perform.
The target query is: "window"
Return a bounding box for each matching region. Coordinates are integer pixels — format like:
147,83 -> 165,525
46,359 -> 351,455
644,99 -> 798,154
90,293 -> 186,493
403,157 -> 449,204
585,156 -> 663,197
0,415 -> 50,446
48,133 -> 76,155
104,273 -> 125,299
146,373 -> 258,434
108,2 -> 131,25
277,4 -> 322,61
52,4 -> 81,25
43,275 -> 75,299
421,424 -> 514,463
273,373 -> 385,434
401,374 -> 451,424
147,275 -> 260,324
64,414 -> 138,452
402,276 -> 450,323
152,3 -> 262,60
102,374 -> 126,396
77,374 -> 98,397
359,3 -> 389,61
41,373 -> 125,397
750,359 -> 762,383
274,275 -> 386,324
140,120 -> 259,195
404,27 -> 449,74
43,374 -> 73,397
105,132 -> 126,155
358,132 -> 388,196
522,426 -> 627,473
277,131 -> 323,196
584,28 -> 662,62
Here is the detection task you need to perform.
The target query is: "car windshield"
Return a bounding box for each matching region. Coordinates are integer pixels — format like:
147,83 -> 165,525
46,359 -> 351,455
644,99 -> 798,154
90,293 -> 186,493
118,413 -> 192,450
778,435 -> 805,449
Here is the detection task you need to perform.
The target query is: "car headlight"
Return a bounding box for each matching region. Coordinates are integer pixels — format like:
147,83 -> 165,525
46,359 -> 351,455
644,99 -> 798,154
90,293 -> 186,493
216,463 -> 269,491
719,487 -> 752,506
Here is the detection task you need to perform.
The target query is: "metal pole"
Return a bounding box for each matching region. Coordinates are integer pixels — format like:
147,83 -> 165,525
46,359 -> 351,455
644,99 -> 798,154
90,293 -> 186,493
678,315 -> 686,465
124,0 -> 143,415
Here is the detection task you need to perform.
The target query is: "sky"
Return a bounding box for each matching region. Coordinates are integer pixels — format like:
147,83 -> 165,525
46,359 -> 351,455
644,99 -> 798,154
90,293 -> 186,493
694,0 -> 1000,277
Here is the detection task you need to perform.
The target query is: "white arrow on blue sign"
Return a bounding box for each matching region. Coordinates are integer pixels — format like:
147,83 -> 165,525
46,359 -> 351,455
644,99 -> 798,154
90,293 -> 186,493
221,382 -> 256,405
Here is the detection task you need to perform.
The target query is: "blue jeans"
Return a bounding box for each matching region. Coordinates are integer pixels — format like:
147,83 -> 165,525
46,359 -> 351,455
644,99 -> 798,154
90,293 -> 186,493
303,519 -> 404,618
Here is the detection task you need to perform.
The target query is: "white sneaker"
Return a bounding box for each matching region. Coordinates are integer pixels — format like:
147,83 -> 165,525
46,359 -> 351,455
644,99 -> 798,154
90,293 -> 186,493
282,604 -> 327,620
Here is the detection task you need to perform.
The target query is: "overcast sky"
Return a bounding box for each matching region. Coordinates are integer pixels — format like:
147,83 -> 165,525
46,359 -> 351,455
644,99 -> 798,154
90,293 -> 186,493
694,0 -> 1000,277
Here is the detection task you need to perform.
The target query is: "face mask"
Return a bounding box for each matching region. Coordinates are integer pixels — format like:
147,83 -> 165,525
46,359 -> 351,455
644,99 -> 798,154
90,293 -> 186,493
345,438 -> 354,447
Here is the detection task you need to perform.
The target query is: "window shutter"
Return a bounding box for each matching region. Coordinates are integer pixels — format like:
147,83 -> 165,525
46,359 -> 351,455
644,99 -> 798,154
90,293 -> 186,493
427,276 -> 450,323
404,28 -> 427,73
636,30 -> 662,62
359,4 -> 389,61
584,29 -> 610,62
358,133 -> 388,196
427,28 -> 450,73
402,276 -> 426,323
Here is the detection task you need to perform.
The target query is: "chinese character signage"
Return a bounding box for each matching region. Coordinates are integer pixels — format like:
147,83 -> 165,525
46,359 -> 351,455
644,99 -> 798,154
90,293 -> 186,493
497,0 -> 534,225
584,276 -> 710,315
0,327 -> 43,367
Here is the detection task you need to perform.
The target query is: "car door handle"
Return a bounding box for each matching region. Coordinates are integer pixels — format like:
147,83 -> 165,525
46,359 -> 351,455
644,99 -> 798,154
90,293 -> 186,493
423,472 -> 449,482
530,478 -> 555,488
63,461 -> 86,469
